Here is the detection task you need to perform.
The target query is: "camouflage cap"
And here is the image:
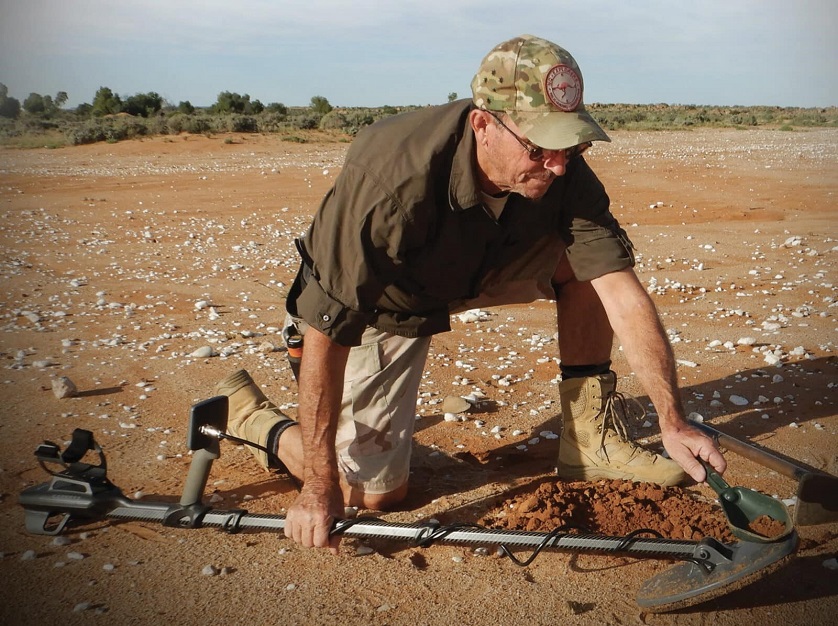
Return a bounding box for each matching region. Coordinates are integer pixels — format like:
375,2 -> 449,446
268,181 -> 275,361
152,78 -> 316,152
471,34 -> 610,150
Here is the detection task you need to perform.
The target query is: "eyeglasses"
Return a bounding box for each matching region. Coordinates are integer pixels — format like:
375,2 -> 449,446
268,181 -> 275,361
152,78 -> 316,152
488,111 -> 591,162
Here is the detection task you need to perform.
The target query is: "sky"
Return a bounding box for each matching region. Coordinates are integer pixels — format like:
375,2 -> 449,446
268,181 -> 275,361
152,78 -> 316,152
1,0 -> 836,109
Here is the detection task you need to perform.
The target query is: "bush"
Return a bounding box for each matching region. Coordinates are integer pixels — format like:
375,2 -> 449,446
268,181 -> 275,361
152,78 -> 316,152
227,115 -> 258,133
184,115 -> 212,134
258,112 -> 287,133
318,110 -> 347,131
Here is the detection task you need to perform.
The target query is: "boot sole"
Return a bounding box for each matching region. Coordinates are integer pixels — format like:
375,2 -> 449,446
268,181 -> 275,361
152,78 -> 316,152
557,465 -> 685,487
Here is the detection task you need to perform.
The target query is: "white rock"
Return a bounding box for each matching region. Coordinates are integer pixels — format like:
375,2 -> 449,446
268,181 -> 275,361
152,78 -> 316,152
729,395 -> 749,406
764,353 -> 782,366
823,558 -> 838,570
51,376 -> 78,399
201,564 -> 218,576
20,549 -> 36,561
189,346 -> 215,358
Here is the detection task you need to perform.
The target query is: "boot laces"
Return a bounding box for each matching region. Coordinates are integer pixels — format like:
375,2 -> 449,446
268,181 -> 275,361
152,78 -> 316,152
598,391 -> 655,462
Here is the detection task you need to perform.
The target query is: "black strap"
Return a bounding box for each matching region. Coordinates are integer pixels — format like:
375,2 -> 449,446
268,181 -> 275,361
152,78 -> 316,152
61,428 -> 96,464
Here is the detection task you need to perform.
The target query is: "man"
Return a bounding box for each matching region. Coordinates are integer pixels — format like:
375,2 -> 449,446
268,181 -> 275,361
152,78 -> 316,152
214,34 -> 726,553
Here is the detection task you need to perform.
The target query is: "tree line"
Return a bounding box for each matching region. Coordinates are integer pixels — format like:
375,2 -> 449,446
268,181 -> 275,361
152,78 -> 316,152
0,82 -> 835,148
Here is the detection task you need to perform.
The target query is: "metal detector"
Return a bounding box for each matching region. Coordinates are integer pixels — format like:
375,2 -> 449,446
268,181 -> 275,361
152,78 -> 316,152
19,396 -> 799,612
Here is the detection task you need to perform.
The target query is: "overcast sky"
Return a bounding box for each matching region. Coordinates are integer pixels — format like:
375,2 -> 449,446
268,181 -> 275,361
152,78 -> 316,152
1,0 -> 835,109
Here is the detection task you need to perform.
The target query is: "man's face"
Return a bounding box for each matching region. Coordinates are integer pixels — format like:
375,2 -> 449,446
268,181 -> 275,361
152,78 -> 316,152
482,113 -> 574,199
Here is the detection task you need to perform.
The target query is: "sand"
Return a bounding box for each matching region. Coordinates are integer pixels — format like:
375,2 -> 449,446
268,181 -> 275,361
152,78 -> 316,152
0,127 -> 836,625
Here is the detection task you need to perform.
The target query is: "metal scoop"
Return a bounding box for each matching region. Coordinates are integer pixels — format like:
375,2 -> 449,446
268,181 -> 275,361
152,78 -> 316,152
702,461 -> 794,543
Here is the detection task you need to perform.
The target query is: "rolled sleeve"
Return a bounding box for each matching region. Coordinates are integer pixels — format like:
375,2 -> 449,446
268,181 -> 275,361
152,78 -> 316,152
561,158 -> 636,282
295,276 -> 372,346
565,218 -> 635,282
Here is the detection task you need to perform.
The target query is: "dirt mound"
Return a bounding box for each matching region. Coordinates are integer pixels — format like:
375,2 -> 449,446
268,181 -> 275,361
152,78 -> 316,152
483,478 -> 735,543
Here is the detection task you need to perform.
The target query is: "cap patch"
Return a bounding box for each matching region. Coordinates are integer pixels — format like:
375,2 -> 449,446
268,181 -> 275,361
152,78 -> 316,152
544,64 -> 582,112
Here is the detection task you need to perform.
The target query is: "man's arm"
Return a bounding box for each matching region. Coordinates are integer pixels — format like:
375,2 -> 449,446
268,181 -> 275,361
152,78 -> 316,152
284,327 -> 350,554
590,268 -> 726,481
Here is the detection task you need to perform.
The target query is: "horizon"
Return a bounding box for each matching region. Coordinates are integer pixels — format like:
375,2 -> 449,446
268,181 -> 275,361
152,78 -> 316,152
1,1 -> 836,110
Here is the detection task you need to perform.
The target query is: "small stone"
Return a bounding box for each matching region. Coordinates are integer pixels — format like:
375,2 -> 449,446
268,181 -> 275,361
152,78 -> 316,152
823,558 -> 838,571
441,395 -> 472,414
729,395 -> 749,406
52,376 -> 78,399
67,551 -> 85,560
73,602 -> 92,613
201,564 -> 218,576
20,550 -> 36,561
189,346 -> 215,358
355,545 -> 374,556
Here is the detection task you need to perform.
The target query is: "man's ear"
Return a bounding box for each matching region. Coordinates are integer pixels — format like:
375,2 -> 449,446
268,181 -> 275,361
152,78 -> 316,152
469,108 -> 493,144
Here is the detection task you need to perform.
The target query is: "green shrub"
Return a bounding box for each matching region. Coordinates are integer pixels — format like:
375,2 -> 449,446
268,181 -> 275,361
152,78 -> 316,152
258,112 -> 287,133
227,115 -> 258,133
184,116 -> 212,134
319,110 -> 347,131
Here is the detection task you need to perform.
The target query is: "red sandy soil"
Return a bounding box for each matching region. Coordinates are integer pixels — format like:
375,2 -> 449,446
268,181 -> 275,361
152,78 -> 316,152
0,128 -> 836,625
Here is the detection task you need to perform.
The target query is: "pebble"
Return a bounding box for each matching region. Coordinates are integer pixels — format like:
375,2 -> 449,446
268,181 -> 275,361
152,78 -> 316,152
67,551 -> 85,560
729,395 -> 749,406
20,549 -> 36,561
823,558 -> 838,570
201,564 -> 218,576
51,376 -> 78,399
189,346 -> 215,358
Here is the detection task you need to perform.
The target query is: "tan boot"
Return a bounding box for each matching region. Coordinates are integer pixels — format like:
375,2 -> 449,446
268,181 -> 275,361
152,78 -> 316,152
214,369 -> 296,470
557,372 -> 685,486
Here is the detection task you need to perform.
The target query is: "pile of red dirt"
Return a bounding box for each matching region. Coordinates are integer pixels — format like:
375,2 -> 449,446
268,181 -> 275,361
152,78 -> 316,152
484,478 -> 736,543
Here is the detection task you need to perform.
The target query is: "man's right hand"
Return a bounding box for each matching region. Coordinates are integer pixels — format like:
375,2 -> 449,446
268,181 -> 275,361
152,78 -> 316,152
284,480 -> 345,554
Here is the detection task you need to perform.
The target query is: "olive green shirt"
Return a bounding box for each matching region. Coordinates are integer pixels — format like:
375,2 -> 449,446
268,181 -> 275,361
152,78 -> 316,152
290,100 -> 633,346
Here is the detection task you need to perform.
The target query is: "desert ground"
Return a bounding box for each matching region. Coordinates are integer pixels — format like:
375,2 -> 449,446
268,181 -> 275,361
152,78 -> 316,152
0,126 -> 836,625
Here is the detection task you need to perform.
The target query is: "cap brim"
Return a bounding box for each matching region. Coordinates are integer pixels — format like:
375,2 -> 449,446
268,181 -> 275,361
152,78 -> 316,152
508,107 -> 610,150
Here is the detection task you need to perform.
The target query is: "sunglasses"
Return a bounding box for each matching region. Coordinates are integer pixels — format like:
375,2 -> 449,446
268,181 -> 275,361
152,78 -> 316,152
488,111 -> 591,162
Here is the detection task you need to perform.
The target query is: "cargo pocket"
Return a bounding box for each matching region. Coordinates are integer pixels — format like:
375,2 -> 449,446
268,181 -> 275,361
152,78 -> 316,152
343,340 -> 394,455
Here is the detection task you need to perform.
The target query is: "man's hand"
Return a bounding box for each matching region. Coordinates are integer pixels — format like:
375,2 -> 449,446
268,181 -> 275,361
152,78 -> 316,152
660,423 -> 727,483
284,480 -> 345,555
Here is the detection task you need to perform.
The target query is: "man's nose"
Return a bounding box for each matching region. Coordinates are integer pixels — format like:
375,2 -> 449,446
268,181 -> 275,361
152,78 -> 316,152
541,149 -> 568,175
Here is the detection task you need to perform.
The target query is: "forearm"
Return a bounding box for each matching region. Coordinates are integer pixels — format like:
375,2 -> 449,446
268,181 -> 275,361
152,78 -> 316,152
592,269 -> 686,429
296,327 -> 351,486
